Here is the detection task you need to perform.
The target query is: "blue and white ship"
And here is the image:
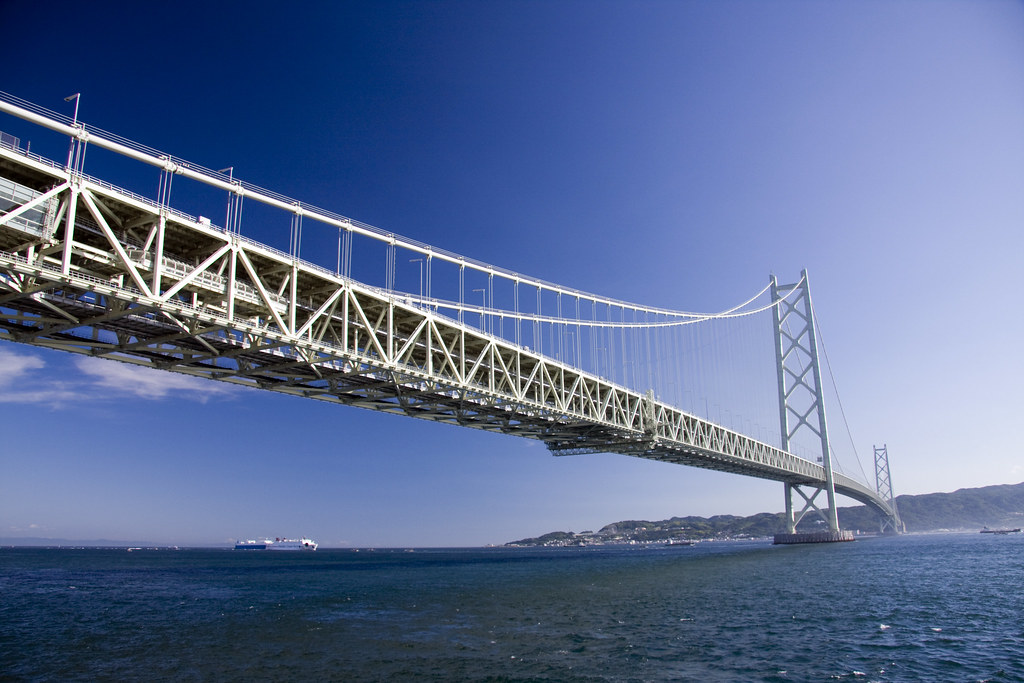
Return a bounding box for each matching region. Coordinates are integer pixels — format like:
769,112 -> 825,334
234,537 -> 318,550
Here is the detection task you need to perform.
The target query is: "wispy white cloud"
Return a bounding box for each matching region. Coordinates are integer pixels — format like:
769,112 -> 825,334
74,356 -> 237,402
0,347 -> 45,385
0,347 -> 78,405
0,346 -> 238,405
0,385 -> 82,405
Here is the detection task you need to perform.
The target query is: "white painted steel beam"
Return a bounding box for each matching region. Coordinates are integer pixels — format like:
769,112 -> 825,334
0,113 -> 895,521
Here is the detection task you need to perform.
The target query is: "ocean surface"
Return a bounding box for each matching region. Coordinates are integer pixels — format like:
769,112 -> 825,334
2,533 -> 1021,681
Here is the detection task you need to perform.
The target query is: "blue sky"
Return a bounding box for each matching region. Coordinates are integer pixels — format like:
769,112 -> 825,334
2,1 -> 1023,546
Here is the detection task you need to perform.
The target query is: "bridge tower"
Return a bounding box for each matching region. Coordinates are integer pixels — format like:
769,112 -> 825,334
874,444 -> 904,534
771,270 -> 846,540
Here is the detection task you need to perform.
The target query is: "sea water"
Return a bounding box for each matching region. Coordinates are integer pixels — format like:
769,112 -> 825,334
2,533 -> 1022,681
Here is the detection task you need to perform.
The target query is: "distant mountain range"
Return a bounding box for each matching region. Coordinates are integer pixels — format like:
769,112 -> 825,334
838,481 -> 1024,532
507,481 -> 1024,546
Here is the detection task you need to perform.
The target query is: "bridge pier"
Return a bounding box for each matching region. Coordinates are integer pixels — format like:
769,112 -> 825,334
773,530 -> 854,545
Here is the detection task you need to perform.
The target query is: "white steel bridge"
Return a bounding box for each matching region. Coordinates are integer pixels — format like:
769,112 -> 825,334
0,93 -> 900,534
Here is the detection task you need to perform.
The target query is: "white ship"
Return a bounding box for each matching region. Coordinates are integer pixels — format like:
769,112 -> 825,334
234,537 -> 318,550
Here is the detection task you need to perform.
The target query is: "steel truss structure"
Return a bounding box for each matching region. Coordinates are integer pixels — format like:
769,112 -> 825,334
772,271 -> 847,533
874,445 -> 904,533
0,96 -> 897,523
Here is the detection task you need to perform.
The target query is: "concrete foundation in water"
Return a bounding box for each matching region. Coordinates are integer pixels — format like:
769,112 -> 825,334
773,530 -> 855,545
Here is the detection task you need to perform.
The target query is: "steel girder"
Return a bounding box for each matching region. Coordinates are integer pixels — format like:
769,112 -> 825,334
0,142 -> 894,517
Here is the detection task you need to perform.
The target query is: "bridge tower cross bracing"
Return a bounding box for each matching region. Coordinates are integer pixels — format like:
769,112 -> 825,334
771,270 -> 840,534
874,444 -> 904,534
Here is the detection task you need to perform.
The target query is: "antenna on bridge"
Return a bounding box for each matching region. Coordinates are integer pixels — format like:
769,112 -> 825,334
873,444 -> 904,534
771,270 -> 845,540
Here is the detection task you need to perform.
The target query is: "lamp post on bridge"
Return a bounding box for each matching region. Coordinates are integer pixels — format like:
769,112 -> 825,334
64,93 -> 80,171
217,167 -> 234,232
473,288 -> 486,333
410,258 -> 423,299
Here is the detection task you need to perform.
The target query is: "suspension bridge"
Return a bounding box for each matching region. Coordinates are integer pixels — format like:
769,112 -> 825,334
0,92 -> 901,539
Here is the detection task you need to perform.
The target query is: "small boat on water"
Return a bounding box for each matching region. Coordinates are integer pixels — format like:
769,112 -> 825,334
980,527 -> 1021,535
234,537 -> 318,550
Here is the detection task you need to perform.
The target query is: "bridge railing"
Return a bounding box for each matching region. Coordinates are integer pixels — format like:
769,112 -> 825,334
0,92 -> 890,515
0,90 -> 742,319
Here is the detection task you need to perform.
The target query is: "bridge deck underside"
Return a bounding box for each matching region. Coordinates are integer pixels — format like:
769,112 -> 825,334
0,144 -> 891,517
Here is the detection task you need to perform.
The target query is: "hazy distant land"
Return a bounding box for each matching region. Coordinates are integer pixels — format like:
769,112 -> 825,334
506,482 -> 1024,547
3,482 -> 1020,548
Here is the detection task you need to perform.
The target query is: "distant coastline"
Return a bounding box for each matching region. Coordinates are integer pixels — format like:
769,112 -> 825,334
4,482 -> 1021,549
506,481 -> 1024,547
